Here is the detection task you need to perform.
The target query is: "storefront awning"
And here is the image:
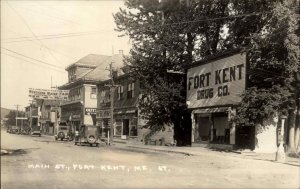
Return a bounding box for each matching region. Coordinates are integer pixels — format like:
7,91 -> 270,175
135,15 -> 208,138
193,107 -> 229,114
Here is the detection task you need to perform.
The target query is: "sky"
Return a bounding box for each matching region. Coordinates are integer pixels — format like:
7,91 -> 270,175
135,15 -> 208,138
1,0 -> 131,111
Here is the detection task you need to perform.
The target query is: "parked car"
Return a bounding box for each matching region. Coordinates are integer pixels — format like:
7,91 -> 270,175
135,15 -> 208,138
74,125 -> 101,147
10,126 -> 19,134
31,117 -> 41,137
31,126 -> 41,137
55,124 -> 72,141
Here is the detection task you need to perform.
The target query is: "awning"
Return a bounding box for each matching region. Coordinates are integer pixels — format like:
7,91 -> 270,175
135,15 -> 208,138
114,108 -> 137,115
192,107 -> 229,114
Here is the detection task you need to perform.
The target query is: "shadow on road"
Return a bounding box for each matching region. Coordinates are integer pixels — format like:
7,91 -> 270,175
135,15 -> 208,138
1,148 -> 40,156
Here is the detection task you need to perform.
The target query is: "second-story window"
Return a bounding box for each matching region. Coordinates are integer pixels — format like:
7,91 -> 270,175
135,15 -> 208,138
127,82 -> 135,99
100,89 -> 110,103
117,86 -> 124,100
91,87 -> 97,99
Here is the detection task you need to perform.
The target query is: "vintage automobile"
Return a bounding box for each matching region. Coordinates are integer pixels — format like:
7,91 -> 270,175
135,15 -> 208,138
55,123 -> 72,141
31,117 -> 41,137
74,125 -> 101,147
7,125 -> 18,134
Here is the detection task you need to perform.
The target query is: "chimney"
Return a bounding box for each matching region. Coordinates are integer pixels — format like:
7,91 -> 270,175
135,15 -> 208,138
119,50 -> 123,55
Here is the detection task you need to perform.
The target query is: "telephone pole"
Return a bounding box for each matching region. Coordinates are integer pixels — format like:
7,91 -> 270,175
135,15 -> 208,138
14,104 -> 20,127
105,62 -> 118,145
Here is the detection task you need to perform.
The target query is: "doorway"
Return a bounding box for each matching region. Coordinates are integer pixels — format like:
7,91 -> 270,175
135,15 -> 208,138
122,119 -> 129,136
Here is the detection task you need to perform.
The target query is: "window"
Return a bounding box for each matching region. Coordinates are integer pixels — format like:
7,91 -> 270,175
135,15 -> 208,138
130,118 -> 138,136
69,88 -> 81,101
117,86 -> 124,100
115,119 -> 122,136
68,68 -> 76,82
127,82 -> 135,99
91,87 -> 97,99
100,90 -> 110,103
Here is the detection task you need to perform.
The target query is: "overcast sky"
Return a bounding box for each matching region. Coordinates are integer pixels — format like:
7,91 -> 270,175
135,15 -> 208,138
1,0 -> 131,110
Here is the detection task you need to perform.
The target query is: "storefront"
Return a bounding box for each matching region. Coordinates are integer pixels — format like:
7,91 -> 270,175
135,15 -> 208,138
96,108 -> 138,139
187,52 -> 247,149
114,108 -> 138,139
60,101 -> 83,132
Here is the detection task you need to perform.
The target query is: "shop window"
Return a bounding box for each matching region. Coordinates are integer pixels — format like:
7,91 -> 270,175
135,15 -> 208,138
212,115 -> 230,144
122,119 -> 129,135
115,119 -> 122,136
91,87 -> 97,99
117,86 -> 124,100
127,83 -> 135,99
130,118 -> 138,136
194,116 -> 210,143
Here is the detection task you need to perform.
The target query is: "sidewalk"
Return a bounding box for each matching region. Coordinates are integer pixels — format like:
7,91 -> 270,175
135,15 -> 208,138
39,134 -> 299,166
111,141 -> 300,167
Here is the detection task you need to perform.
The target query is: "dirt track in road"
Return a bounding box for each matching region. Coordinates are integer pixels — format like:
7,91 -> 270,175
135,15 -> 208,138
1,130 -> 299,189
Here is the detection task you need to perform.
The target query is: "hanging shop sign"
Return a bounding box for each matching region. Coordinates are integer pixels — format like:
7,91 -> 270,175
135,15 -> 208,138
187,53 -> 246,109
29,88 -> 69,100
85,108 -> 96,115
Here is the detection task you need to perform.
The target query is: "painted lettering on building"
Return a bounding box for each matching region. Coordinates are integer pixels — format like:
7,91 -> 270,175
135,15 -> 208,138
187,54 -> 246,108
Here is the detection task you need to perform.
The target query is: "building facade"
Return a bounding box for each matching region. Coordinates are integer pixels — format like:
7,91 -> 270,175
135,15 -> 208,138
97,72 -> 175,145
186,51 -> 251,150
59,53 -> 124,133
39,99 -> 61,136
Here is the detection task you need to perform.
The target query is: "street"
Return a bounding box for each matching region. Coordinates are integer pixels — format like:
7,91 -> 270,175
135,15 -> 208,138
1,130 -> 299,189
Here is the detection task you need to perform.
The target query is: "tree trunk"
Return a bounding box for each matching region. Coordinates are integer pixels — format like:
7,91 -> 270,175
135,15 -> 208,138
288,109 -> 297,153
296,108 -> 300,154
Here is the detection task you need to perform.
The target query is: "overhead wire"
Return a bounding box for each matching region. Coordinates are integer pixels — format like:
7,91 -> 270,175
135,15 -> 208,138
5,1 -> 66,68
1,52 -> 65,73
1,30 -> 106,41
1,26 -> 78,62
1,47 -> 65,70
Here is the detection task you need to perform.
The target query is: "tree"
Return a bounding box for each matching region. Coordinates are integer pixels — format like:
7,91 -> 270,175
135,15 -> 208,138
114,0 -> 235,140
5,110 -> 25,126
235,0 -> 300,155
114,0 -> 284,143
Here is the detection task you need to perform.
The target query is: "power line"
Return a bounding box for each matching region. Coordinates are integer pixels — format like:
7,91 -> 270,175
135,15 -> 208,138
1,30 -> 105,41
1,47 -> 65,70
1,26 -> 78,61
1,31 -> 108,43
17,3 -> 107,32
6,1 -> 64,67
163,12 -> 263,26
1,52 -> 65,73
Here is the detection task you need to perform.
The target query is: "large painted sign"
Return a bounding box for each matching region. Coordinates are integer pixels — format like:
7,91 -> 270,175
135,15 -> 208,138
29,88 -> 69,100
187,53 -> 246,109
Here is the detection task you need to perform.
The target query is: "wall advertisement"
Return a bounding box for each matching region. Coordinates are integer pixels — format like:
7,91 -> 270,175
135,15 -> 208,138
187,53 -> 246,109
29,88 -> 69,100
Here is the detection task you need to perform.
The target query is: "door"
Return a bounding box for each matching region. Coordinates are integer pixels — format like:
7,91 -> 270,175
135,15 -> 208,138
122,119 -> 129,136
195,116 -> 210,143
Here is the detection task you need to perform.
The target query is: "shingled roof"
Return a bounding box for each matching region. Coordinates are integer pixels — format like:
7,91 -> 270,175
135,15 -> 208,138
81,54 -> 125,81
65,54 -> 111,70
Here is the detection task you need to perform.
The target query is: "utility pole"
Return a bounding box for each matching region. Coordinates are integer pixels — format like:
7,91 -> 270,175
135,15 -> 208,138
105,62 -> 118,145
14,104 -> 20,126
14,104 -> 21,133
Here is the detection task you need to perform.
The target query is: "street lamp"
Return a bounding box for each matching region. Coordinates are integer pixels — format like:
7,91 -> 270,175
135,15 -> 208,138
276,115 -> 287,162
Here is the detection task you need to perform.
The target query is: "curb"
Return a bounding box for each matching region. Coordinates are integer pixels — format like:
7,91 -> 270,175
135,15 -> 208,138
126,145 -> 193,156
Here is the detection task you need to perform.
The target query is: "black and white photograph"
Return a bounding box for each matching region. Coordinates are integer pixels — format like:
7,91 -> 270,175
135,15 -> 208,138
1,0 -> 300,188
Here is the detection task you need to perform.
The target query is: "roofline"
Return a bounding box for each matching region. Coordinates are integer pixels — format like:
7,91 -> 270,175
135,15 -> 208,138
65,63 -> 97,71
97,72 -> 131,86
186,48 -> 243,69
59,79 -> 100,90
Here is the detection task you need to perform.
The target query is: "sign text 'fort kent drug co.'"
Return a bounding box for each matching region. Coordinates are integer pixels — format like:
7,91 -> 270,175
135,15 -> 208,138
187,53 -> 246,108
